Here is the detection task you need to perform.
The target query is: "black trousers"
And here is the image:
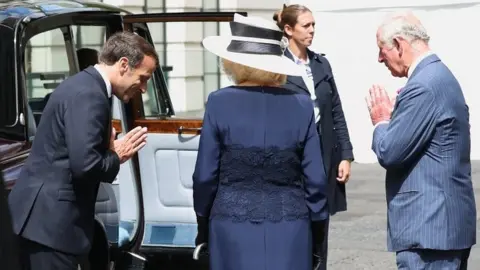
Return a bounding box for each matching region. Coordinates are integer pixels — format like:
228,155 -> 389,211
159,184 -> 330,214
19,237 -> 87,270
317,157 -> 340,270
317,218 -> 329,270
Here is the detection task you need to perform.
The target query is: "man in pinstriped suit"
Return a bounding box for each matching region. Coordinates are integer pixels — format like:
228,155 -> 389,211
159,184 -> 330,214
366,11 -> 476,269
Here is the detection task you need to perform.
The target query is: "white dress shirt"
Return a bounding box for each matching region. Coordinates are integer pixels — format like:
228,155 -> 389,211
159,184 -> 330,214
408,51 -> 434,78
94,64 -> 112,98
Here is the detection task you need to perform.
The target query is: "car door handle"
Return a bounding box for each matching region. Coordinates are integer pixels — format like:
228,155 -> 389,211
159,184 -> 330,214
178,126 -> 202,134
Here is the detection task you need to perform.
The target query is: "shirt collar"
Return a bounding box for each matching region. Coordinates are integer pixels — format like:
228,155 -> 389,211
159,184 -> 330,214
94,64 -> 112,97
407,51 -> 434,78
287,47 -> 310,65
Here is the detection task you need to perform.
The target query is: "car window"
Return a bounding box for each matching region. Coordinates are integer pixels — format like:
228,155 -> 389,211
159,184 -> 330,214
130,25 -> 166,117
25,28 -> 70,98
139,20 -> 233,118
24,25 -> 108,136
24,28 -> 71,133
71,25 -> 106,53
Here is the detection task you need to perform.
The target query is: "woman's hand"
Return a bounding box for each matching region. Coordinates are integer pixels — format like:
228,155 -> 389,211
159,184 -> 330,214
195,215 -> 209,246
336,160 -> 351,183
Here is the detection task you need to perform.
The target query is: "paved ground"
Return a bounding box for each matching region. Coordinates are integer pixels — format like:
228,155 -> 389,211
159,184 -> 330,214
149,162 -> 480,269
326,162 -> 480,269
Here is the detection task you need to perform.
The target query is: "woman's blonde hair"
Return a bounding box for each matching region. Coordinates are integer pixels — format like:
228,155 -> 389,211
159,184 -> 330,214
221,58 -> 286,86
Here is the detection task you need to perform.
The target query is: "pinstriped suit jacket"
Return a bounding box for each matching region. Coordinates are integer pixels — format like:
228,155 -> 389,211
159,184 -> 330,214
372,54 -> 476,252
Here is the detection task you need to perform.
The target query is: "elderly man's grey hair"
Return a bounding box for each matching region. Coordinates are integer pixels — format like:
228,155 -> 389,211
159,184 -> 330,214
378,11 -> 430,49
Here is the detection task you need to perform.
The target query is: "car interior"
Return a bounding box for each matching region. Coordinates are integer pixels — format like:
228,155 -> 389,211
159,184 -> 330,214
26,48 -> 97,127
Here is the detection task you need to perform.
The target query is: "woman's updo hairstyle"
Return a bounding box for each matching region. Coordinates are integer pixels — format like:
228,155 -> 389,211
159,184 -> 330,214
272,4 -> 312,37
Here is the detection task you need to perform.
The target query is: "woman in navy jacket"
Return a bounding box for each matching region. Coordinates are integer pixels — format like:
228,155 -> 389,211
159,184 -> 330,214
193,13 -> 329,270
274,4 -> 355,269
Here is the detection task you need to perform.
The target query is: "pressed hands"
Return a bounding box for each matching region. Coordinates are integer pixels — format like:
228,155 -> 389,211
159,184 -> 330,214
110,126 -> 148,163
365,84 -> 394,125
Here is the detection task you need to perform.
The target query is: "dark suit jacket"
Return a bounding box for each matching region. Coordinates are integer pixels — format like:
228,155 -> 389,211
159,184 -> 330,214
0,172 -> 20,270
372,54 -> 476,251
8,67 -> 120,255
283,49 -> 353,215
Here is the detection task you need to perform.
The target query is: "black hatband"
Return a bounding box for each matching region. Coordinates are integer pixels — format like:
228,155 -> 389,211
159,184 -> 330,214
226,40 -> 283,56
229,21 -> 283,41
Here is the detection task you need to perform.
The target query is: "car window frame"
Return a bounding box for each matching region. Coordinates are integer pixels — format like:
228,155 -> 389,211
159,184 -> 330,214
122,12 -> 246,121
15,11 -> 123,142
128,22 -> 174,118
0,23 -> 23,141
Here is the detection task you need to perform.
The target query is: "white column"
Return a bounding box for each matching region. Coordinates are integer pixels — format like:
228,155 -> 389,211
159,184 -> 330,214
162,0 -> 204,113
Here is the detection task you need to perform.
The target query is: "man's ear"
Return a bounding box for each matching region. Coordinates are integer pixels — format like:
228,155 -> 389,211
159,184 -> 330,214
393,37 -> 405,57
119,57 -> 129,75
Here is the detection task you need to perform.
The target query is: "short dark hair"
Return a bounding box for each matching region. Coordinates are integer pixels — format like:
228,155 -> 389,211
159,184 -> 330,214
99,31 -> 159,68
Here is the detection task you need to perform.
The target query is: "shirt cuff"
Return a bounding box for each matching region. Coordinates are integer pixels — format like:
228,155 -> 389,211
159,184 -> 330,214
374,120 -> 390,128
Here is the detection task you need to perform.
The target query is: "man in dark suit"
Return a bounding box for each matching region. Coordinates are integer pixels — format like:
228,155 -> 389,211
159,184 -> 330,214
8,31 -> 159,269
367,12 -> 476,268
0,171 -> 21,270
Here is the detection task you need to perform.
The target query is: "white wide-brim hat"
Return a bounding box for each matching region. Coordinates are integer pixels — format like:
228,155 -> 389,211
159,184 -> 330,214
202,13 -> 304,77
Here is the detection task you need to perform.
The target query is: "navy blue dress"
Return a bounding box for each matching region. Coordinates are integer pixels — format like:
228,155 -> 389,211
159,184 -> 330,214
193,85 -> 329,270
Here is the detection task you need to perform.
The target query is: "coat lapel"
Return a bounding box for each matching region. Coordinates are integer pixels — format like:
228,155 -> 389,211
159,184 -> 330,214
307,49 -> 329,120
284,49 -> 309,93
307,49 -> 329,96
393,55 -> 440,119
284,48 -> 331,124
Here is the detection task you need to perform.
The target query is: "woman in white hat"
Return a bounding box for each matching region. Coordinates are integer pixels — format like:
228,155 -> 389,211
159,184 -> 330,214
192,13 -> 329,270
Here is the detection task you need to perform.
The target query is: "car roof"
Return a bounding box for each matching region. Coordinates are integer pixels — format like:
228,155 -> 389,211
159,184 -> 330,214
0,0 -> 131,25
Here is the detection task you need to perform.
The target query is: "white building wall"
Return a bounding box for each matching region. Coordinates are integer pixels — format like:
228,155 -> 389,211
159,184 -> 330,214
289,0 -> 480,163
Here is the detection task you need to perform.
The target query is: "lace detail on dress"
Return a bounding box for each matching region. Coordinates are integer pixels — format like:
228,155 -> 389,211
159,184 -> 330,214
210,144 -> 309,223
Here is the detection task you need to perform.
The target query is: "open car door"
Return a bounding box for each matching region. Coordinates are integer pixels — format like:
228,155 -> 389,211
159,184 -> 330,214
121,12 -> 246,252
